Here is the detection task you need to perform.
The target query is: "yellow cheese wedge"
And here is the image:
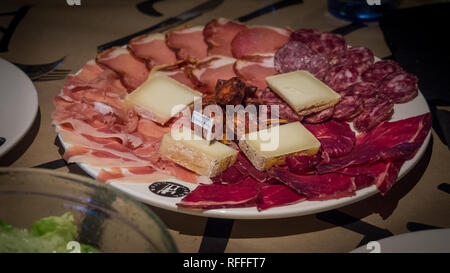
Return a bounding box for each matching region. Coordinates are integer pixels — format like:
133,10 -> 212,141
266,70 -> 341,116
238,122 -> 320,171
159,127 -> 238,177
126,74 -> 202,125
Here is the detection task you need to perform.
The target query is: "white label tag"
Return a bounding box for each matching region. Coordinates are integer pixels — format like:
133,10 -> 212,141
191,111 -> 214,144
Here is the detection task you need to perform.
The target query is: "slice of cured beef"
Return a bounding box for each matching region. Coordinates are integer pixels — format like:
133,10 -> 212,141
353,96 -> 394,133
378,71 -> 418,103
286,153 -> 321,174
270,167 -> 356,200
256,184 -> 306,211
203,18 -> 248,57
234,53 -> 276,90
231,26 -> 291,58
190,55 -> 237,94
128,33 -> 177,69
304,120 -> 356,159
274,40 -> 329,79
166,26 -> 208,60
177,177 -> 261,209
317,113 -> 431,174
324,62 -> 361,92
96,47 -> 149,91
361,60 -> 402,83
290,29 -> 347,64
338,46 -> 374,74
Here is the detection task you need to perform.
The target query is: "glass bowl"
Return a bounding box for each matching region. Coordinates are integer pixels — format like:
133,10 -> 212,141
0,167 -> 178,253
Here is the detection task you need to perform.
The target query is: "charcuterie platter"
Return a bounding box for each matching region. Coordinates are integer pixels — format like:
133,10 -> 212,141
53,18 -> 431,219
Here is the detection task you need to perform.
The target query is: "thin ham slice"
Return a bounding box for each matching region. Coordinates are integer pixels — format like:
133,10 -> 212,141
270,167 -> 356,200
317,113 -> 431,174
231,26 -> 291,58
190,55 -> 237,94
177,177 -> 261,209
166,26 -> 208,60
234,53 -> 276,90
96,47 -> 149,91
204,18 -> 248,57
128,33 -> 177,69
152,62 -> 197,89
256,184 -> 306,211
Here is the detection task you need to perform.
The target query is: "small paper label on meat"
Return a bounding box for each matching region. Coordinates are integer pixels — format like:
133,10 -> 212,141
149,182 -> 190,198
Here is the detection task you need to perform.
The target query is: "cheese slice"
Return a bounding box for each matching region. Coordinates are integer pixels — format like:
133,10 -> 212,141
266,70 -> 341,116
126,74 -> 202,125
238,122 -> 320,171
159,127 -> 238,177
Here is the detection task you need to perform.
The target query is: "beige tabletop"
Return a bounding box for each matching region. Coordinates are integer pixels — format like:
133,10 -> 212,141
1,0 -> 449,253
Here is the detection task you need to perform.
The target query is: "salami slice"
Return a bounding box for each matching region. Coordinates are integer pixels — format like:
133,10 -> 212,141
333,95 -> 363,121
324,63 -> 360,92
342,81 -> 378,99
361,60 -> 402,83
339,46 -> 374,74
378,71 -> 418,103
291,29 -> 347,64
353,97 -> 394,132
303,107 -> 334,124
274,41 -> 329,79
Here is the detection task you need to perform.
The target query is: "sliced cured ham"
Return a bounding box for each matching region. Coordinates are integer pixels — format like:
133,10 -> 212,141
203,18 -> 248,57
234,53 -> 276,90
128,33 -> 177,69
286,154 -> 321,174
256,184 -> 306,211
96,47 -> 149,91
317,113 -> 431,174
177,177 -> 261,209
270,167 -> 356,200
231,26 -> 291,58
166,26 -> 208,60
304,120 -> 356,159
152,62 -> 197,89
190,55 -> 237,94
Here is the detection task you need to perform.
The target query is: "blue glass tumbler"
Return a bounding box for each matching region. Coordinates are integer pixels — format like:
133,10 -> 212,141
328,0 -> 397,22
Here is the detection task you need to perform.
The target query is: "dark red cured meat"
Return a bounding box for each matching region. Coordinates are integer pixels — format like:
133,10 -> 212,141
339,46 -> 374,74
353,98 -> 394,133
177,177 -> 261,209
333,95 -> 363,121
324,63 -> 361,92
96,47 -> 149,91
342,81 -> 378,99
166,26 -> 208,60
361,60 -> 403,83
270,167 -> 356,200
234,54 -> 276,90
304,120 -> 356,159
231,26 -> 291,58
286,154 -> 321,174
303,107 -> 334,124
256,184 -> 306,211
291,29 -> 347,64
211,165 -> 246,184
203,18 -> 248,57
378,71 -> 418,103
251,88 -> 303,122
274,41 -> 329,79
317,113 -> 431,174
234,151 -> 270,182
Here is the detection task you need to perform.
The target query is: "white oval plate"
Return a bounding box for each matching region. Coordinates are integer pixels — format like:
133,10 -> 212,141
59,89 -> 430,219
351,229 -> 450,253
0,58 -> 38,158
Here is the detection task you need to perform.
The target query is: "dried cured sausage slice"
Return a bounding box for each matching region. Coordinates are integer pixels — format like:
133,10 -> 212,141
324,63 -> 361,92
339,46 -> 374,74
361,60 -> 402,83
378,71 -> 418,103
